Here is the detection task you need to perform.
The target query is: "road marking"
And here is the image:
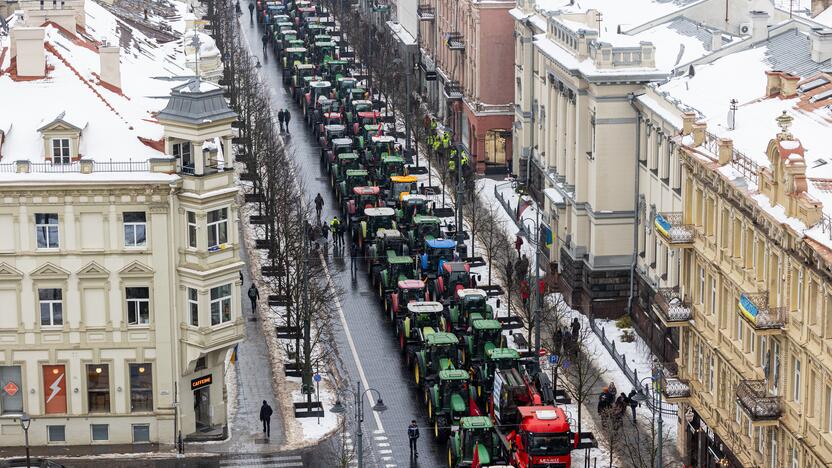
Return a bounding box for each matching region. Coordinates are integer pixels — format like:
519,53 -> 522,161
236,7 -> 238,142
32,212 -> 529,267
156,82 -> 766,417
378,442 -> 390,447
378,449 -> 393,454
374,436 -> 387,441
321,252 -> 385,433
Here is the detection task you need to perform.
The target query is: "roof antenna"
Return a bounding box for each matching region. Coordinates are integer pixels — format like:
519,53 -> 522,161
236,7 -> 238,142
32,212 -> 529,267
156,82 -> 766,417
189,29 -> 202,88
727,98 -> 737,130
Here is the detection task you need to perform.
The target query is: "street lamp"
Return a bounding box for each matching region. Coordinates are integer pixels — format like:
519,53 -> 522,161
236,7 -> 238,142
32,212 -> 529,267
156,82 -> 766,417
19,412 -> 31,468
631,363 -> 665,468
521,210 -> 543,362
330,381 -> 388,468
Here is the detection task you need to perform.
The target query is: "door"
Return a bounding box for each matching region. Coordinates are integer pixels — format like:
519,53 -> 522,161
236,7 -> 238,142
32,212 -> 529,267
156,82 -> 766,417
485,130 -> 508,165
194,387 -> 211,429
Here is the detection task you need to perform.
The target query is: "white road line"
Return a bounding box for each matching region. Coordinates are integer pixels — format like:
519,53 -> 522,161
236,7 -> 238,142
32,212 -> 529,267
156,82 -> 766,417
378,449 -> 393,454
374,436 -> 388,441
378,442 -> 390,447
321,252 -> 385,433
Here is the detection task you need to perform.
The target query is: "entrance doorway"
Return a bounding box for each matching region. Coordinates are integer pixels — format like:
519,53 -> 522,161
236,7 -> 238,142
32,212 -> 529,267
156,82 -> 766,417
194,387 -> 211,430
485,130 -> 509,165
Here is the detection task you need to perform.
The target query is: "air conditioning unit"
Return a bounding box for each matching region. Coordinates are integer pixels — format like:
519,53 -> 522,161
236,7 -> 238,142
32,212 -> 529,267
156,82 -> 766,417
739,22 -> 752,35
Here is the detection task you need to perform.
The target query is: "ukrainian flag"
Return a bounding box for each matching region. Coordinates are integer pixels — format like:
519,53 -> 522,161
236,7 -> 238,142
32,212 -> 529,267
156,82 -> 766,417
542,225 -> 553,249
654,214 -> 672,239
738,294 -> 758,324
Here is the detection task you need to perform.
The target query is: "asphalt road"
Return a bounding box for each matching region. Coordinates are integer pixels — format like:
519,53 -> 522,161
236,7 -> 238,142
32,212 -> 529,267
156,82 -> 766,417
239,16 -> 444,468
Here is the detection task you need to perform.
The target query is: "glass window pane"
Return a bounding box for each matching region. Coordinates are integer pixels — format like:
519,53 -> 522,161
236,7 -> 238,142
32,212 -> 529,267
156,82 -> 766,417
129,364 -> 153,413
124,212 -> 146,223
222,298 -> 231,322
218,222 -> 228,244
133,424 -> 150,443
211,302 -> 220,325
0,366 -> 23,413
86,365 -> 110,413
48,425 -> 65,442
135,225 -> 146,245
52,303 -> 62,325
127,288 -> 149,299
91,424 -> 109,441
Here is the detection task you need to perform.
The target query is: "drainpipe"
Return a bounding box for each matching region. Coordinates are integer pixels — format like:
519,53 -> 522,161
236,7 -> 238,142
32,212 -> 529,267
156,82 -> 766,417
626,93 -> 643,317
524,18 -> 535,189
168,181 -> 183,452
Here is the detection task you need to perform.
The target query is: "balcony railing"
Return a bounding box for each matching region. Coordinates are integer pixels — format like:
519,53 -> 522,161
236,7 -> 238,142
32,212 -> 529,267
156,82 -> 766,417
654,287 -> 692,324
737,293 -> 787,330
654,212 -> 695,246
660,366 -> 691,401
736,380 -> 782,421
445,32 -> 464,51
444,81 -> 463,101
417,5 -> 435,21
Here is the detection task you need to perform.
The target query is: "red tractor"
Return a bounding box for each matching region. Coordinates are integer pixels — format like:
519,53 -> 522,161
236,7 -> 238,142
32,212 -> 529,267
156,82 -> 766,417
431,261 -> 474,303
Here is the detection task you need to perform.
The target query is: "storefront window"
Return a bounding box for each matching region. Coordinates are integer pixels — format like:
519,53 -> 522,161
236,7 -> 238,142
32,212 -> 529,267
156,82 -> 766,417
0,366 -> 23,414
86,364 -> 110,413
129,363 -> 153,412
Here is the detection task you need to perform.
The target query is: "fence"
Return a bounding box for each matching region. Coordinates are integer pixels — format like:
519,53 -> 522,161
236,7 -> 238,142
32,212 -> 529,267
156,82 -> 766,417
588,317 -> 677,417
494,181 -> 527,235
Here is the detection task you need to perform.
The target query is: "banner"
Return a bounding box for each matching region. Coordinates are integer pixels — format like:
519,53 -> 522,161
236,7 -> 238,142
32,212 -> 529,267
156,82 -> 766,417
43,365 -> 67,414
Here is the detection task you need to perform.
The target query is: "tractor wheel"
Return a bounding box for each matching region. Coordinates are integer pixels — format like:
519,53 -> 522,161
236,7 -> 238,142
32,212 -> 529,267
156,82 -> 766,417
447,442 -> 456,468
426,397 -> 433,422
399,331 -> 405,351
383,296 -> 389,313
414,363 -> 420,386
434,418 -> 440,439
424,387 -> 430,405
378,282 -> 383,298
435,415 -> 449,442
389,302 -> 396,323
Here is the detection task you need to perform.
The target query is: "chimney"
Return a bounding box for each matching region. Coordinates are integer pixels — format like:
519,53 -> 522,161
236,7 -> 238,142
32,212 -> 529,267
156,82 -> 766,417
813,0 -> 832,16
710,30 -> 723,51
681,112 -> 696,135
780,73 -> 800,98
692,122 -> 707,147
640,42 -> 655,68
765,71 -> 782,97
718,138 -> 733,165
810,28 -> 832,63
99,46 -> 121,90
12,27 -> 46,78
749,10 -> 769,43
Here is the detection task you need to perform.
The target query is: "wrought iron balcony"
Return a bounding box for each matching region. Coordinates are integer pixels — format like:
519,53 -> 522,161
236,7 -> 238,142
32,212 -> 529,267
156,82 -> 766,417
445,32 -> 464,51
659,368 -> 691,402
653,287 -> 692,326
736,380 -> 782,423
444,81 -> 463,101
417,5 -> 435,21
737,293 -> 787,331
654,212 -> 694,247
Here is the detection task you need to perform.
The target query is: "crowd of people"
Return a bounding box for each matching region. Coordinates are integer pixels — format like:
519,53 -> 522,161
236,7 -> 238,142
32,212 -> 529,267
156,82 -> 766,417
597,381 -> 640,429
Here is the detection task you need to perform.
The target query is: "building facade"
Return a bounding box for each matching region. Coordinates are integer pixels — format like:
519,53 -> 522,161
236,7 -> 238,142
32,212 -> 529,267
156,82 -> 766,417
418,0 -> 515,173
0,0 -> 244,447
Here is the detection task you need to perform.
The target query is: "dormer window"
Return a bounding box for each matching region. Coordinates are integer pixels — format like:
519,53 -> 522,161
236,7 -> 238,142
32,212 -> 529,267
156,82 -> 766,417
51,138 -> 71,164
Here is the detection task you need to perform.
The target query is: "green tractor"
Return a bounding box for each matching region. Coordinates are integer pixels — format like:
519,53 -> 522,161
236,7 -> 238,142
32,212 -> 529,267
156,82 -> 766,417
323,137 -> 354,167
377,254 -> 417,298
376,154 -> 406,185
397,194 -> 431,229
412,331 -> 459,389
447,416 -> 506,468
345,186 -> 382,222
391,302 -> 443,352
446,289 -> 493,333
353,206 -> 395,251
282,47 -> 308,85
364,134 -> 396,167
470,347 -> 524,404
460,319 -> 505,368
329,153 -> 360,186
426,370 -> 476,442
389,281 -> 431,325
334,74 -> 356,97
366,228 -> 407,278
337,169 -> 368,205
290,63 -> 315,97
407,215 -> 442,252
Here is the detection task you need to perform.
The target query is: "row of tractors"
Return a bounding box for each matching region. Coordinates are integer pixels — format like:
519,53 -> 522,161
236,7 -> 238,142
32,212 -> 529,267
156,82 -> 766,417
255,1 -> 594,466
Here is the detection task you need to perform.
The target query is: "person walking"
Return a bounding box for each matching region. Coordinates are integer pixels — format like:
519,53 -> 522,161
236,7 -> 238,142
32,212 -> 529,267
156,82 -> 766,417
261,33 -> 269,55
259,400 -> 273,437
283,108 -> 291,133
336,222 -> 345,251
330,216 -> 341,248
247,1 -> 254,20
314,193 -> 324,220
277,109 -> 285,132
515,235 -> 524,258
408,420 -> 419,458
627,388 -> 639,423
570,317 -> 581,338
608,381 -> 617,397
247,284 -> 259,313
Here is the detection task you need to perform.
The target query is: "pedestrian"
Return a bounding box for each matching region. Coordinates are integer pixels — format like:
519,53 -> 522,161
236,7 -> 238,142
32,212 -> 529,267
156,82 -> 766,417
608,381 -> 617,397
262,33 -> 268,54
571,317 -> 581,337
247,284 -> 259,313
408,420 -> 419,458
514,235 -> 523,259
247,1 -> 254,20
337,222 -> 345,250
627,388 -> 639,423
314,193 -> 324,219
284,108 -> 291,133
234,1 -> 241,15
330,216 -> 341,248
614,394 -> 627,429
597,387 -> 610,415
278,109 -> 285,132
553,327 -> 563,354
259,400 -> 273,437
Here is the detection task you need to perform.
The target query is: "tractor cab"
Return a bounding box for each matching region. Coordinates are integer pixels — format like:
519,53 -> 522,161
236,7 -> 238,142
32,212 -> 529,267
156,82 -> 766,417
354,207 -> 395,250
377,154 -> 406,184
471,347 -> 523,403
276,28 -> 298,52
377,254 -> 417,297
297,5 -> 317,21
447,289 -> 493,332
396,301 -> 443,348
305,80 -> 332,113
349,98 -> 372,114
337,169 -> 369,204
397,194 -> 430,228
507,407 -> 573,468
433,264 -> 474,305
388,280 -> 430,322
329,153 -> 360,187
334,74 -> 356,96
413,331 -> 459,389
388,175 -> 418,203
367,228 -> 405,271
321,112 -> 343,126
448,417 -> 504,468
318,122 -> 345,150
407,215 -> 442,251
461,319 -> 504,367
420,238 -> 458,277
428,369 -> 475,441
322,135 -> 353,167
313,40 -> 337,62
358,110 -> 381,127
290,63 -> 315,91
283,47 -> 308,83
346,185 -> 381,219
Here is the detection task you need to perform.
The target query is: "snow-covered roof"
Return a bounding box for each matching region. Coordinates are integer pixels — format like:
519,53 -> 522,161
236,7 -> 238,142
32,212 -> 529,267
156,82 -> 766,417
817,7 -> 832,27
529,0 -> 701,33
632,17 -> 736,72
0,0 -> 201,174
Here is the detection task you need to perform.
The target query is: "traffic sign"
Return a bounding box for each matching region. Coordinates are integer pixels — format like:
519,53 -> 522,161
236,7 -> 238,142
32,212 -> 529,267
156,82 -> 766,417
549,355 -> 559,364
562,359 -> 570,369
313,373 -> 321,383
3,381 -> 18,397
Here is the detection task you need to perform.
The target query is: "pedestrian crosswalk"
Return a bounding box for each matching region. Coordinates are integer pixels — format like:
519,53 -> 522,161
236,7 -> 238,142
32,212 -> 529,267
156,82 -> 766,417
220,454 -> 304,467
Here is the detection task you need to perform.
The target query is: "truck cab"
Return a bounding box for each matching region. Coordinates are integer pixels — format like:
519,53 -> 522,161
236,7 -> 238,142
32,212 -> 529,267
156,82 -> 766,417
506,407 -> 573,468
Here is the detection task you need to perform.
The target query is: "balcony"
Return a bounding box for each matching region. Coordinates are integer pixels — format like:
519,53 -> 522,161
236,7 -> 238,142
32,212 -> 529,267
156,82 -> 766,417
445,32 -> 464,51
654,212 -> 695,248
660,368 -> 691,403
417,5 -> 435,21
737,293 -> 787,333
736,379 -> 782,425
444,81 -> 463,101
653,287 -> 692,326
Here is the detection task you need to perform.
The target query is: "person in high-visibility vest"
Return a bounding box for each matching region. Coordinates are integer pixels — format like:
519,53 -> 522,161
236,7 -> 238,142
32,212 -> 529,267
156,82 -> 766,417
448,158 -> 456,172
432,137 -> 440,152
441,133 -> 450,149
460,153 -> 469,166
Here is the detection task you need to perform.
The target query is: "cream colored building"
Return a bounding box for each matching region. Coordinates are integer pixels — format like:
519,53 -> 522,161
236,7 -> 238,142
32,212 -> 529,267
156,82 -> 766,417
0,0 -> 243,447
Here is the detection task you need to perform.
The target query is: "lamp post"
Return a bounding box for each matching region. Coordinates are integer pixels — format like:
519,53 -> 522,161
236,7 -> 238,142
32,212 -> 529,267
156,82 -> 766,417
521,208 -> 542,364
19,412 -> 31,468
330,381 -> 388,468
631,363 -> 665,468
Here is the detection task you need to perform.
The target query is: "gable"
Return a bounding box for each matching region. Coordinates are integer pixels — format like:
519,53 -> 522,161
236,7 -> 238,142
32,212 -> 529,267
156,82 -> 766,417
30,262 -> 71,279
0,262 -> 24,281
77,261 -> 110,279
119,260 -> 154,277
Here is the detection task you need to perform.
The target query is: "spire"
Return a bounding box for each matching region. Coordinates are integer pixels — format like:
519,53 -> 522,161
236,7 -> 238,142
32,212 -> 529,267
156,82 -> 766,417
776,110 -> 794,140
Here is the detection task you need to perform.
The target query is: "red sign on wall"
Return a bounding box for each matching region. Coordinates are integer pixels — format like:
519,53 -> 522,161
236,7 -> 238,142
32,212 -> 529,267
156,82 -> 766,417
3,381 -> 18,397
43,365 -> 67,414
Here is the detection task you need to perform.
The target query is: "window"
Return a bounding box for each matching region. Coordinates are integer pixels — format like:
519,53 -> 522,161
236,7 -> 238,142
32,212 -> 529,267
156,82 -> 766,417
86,364 -> 111,413
194,357 -> 206,372
47,425 -> 65,442
123,212 -> 147,247
51,138 -> 71,164
0,366 -> 23,414
129,363 -> 153,412
793,358 -> 801,402
210,284 -> 232,326
770,435 -> 778,468
173,142 -> 192,167
188,288 -> 199,326
207,208 -> 228,248
791,446 -> 799,468
757,427 -> 764,454
696,342 -> 703,382
773,341 -> 781,394
795,269 -> 804,315
698,266 -> 705,304
710,277 -> 717,315
737,313 -> 744,344
708,354 -> 714,393
133,424 -> 150,443
126,287 -> 150,325
735,400 -> 742,424
39,288 -> 63,326
35,213 -> 59,249
827,386 -> 832,432
90,424 -> 109,441
187,211 -> 197,248
776,257 -> 783,304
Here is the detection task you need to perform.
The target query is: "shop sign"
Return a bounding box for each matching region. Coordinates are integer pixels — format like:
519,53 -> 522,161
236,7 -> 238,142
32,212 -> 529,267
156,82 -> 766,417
191,374 -> 212,390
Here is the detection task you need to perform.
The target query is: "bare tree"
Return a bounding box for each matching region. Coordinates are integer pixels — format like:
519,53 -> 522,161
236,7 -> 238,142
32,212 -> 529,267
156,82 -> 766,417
561,324 -> 606,437
619,412 -> 678,468
476,201 -> 510,285
329,420 -> 357,468
598,407 -> 623,468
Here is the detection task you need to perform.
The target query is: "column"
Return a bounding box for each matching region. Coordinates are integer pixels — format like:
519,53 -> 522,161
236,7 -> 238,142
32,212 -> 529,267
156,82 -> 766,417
555,90 -> 566,174
222,136 -> 234,167
193,141 -> 204,175
565,95 -> 576,185
547,84 -> 556,169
